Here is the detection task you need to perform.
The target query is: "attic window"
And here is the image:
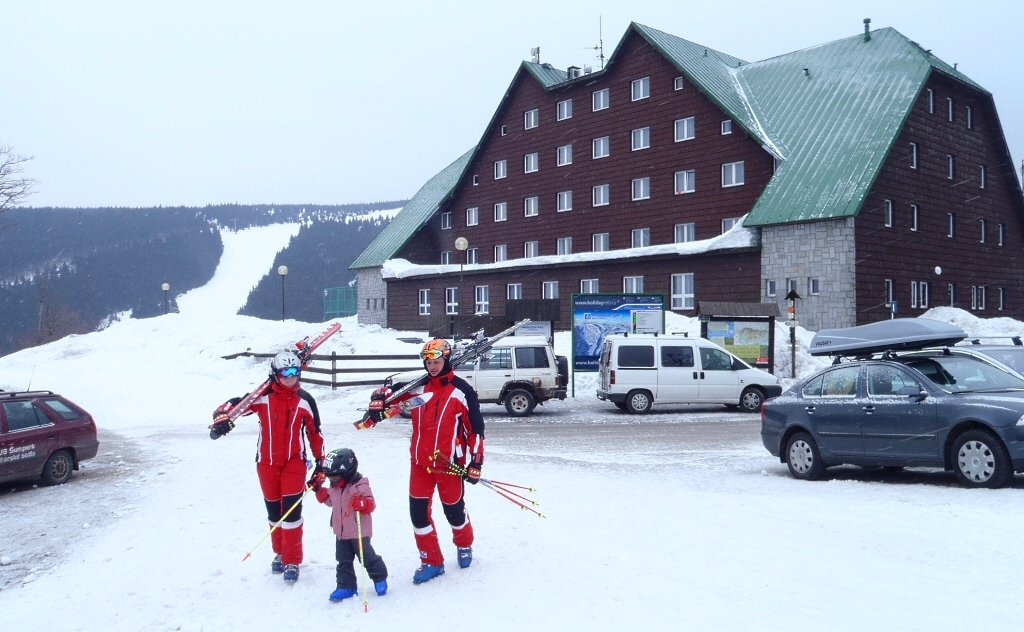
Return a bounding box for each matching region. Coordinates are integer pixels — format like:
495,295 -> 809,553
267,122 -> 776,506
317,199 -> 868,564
947,98 -> 954,122
631,77 -> 650,101
524,109 -> 539,129
720,120 -> 733,135
472,174 -> 479,186
966,106 -> 973,129
673,76 -> 684,91
927,89 -> 934,114
500,125 -> 508,136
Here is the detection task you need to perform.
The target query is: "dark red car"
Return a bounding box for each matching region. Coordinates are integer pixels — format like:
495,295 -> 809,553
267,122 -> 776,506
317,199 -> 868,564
0,390 -> 99,485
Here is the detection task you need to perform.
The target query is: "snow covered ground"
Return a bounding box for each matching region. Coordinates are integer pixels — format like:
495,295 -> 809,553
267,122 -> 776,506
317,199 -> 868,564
3,226 -> 1024,631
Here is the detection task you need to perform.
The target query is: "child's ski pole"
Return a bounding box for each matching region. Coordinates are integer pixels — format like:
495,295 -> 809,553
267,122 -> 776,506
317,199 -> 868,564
356,511 -> 370,613
242,485 -> 314,562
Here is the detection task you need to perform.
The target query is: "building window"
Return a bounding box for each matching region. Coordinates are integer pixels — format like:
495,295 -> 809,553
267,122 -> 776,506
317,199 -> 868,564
722,217 -> 742,233
721,120 -> 732,135
557,237 -> 572,255
445,287 -> 458,315
766,280 -> 777,298
623,276 -> 644,292
966,105 -> 973,129
722,161 -> 745,187
557,99 -> 572,121
557,144 -> 572,166
885,279 -> 894,306
507,283 -> 522,300
472,174 -> 479,186
999,287 -> 1005,310
524,152 -> 539,173
999,223 -> 1005,246
674,76 -> 684,91
787,278 -> 798,294
494,160 -> 506,179
631,127 -> 650,150
592,88 -> 609,111
980,165 -> 987,189
947,97 -> 954,122
911,205 -> 919,231
920,282 -> 930,308
494,202 -> 507,222
557,190 -> 573,212
911,282 -> 918,309
466,207 -> 478,226
972,285 -> 986,310
884,199 -> 894,227
441,211 -> 452,230
593,184 -> 610,206
631,228 -> 650,248
592,136 -> 610,159
809,278 -> 820,295
675,222 -> 695,243
948,213 -> 955,238
524,108 -> 539,129
674,170 -> 695,194
948,283 -> 955,307
581,279 -> 599,293
671,273 -> 694,309
593,233 -> 609,252
674,117 -> 695,142
418,289 -> 430,315
524,196 -> 539,217
524,241 -> 538,258
631,77 -> 650,101
466,248 -> 478,264
542,281 -> 559,299
980,219 -> 987,243
475,285 -> 489,314
947,154 -> 955,179
441,251 -> 452,265
500,125 -> 508,136
927,88 -> 934,113
631,177 -> 650,201
910,142 -> 918,169
494,244 -> 507,262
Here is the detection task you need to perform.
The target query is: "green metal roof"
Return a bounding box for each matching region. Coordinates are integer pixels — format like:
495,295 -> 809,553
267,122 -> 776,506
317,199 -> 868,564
522,61 -> 568,88
349,148 -> 475,269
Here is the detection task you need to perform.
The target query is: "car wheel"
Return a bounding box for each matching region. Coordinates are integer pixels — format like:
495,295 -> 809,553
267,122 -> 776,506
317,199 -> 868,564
504,389 -> 536,417
41,449 -> 74,486
739,387 -> 765,413
625,390 -> 653,414
952,430 -> 1012,488
785,432 -> 825,480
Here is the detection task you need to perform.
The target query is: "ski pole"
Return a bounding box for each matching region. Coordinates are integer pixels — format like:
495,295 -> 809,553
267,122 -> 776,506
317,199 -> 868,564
356,510 -> 369,613
242,485 -> 314,562
480,480 -> 546,518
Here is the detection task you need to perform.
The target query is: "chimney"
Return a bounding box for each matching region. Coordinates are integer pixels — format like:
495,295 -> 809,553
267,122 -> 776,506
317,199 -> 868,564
863,18 -> 871,42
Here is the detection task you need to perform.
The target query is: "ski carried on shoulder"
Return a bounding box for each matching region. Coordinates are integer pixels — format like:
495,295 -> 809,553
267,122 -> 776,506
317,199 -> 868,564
209,322 -> 342,438
353,392 -> 433,429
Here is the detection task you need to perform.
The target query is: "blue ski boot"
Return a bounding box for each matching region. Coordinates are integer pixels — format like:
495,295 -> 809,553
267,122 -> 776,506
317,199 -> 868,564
374,580 -> 388,596
329,587 -> 357,602
271,555 -> 284,574
457,547 -> 473,569
283,564 -> 299,583
412,563 -> 445,584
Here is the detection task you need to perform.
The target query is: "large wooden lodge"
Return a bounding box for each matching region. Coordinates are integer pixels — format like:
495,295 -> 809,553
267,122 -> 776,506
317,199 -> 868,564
351,21 -> 1024,333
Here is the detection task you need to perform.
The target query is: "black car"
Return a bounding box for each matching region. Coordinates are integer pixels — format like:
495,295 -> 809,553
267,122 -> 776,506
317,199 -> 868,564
0,390 -> 99,485
761,318 -> 1024,488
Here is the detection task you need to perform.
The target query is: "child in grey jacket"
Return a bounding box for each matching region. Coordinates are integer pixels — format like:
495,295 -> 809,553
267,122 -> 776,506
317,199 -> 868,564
314,448 -> 388,602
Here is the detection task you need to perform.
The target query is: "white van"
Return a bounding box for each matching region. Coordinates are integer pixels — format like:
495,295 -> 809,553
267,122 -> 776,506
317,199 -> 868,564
596,334 -> 781,413
395,336 -> 568,417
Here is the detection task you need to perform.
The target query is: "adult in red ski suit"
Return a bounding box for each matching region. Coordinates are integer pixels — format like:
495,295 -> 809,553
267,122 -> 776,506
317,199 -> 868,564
361,338 -> 484,584
212,350 -> 325,582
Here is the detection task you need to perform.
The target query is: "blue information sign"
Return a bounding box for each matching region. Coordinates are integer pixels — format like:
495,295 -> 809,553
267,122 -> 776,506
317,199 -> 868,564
571,294 -> 664,371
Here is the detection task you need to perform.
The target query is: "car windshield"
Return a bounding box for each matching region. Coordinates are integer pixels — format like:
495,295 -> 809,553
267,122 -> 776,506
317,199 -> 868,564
902,355 -> 1024,392
974,348 -> 1024,374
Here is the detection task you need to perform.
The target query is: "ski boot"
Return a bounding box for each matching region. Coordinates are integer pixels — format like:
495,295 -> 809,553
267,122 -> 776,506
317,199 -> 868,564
329,587 -> 357,602
283,564 -> 300,583
457,547 -> 473,569
374,579 -> 388,596
271,555 -> 284,574
412,563 -> 445,584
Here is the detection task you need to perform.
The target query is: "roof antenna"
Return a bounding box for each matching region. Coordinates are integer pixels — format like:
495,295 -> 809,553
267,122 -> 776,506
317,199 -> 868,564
586,16 -> 605,70
27,365 -> 35,391
530,47 -> 540,64
863,18 -> 871,42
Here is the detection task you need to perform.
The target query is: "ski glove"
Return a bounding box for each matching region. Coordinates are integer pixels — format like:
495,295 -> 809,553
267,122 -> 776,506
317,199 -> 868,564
354,410 -> 381,430
307,471 -> 325,492
465,454 -> 483,485
350,495 -> 375,514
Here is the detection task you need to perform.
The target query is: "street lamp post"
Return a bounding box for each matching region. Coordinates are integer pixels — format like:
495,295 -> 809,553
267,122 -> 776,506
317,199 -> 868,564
454,237 -> 469,337
161,283 -> 170,315
278,265 -> 288,321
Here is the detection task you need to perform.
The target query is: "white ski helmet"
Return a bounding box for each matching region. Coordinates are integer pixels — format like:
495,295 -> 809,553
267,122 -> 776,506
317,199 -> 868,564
271,350 -> 302,373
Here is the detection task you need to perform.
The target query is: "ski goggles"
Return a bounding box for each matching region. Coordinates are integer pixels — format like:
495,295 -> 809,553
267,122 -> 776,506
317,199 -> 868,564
420,348 -> 446,360
276,366 -> 301,378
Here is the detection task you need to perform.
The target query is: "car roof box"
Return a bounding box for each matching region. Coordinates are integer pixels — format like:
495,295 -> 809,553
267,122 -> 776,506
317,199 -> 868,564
809,318 -> 966,357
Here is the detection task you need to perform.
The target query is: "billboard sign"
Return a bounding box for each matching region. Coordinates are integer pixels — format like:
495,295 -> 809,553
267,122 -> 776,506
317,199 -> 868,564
571,294 -> 664,371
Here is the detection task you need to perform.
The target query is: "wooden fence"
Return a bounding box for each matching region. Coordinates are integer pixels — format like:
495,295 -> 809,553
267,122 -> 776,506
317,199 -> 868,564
222,350 -> 421,389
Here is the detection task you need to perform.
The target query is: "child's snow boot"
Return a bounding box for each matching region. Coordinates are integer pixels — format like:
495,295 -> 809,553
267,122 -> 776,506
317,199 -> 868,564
412,563 -> 445,584
329,587 -> 357,602
271,555 -> 284,574
457,547 -> 472,568
374,579 -> 388,596
283,564 -> 299,583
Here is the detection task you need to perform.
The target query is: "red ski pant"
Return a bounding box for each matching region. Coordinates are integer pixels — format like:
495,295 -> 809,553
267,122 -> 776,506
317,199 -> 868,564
409,462 -> 473,566
257,458 -> 307,566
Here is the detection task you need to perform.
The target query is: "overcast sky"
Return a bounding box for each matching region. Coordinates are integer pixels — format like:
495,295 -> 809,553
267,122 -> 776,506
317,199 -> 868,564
2,0 -> 1021,208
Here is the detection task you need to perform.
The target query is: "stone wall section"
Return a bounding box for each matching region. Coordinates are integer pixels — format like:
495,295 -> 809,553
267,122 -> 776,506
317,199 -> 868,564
356,267 -> 388,327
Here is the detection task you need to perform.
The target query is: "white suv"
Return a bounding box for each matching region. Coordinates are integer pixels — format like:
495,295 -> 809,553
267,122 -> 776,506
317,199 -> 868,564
596,334 -> 781,413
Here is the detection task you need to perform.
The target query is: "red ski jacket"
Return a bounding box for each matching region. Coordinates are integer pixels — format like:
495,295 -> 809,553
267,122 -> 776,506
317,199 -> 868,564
242,381 -> 325,466
403,368 -> 484,467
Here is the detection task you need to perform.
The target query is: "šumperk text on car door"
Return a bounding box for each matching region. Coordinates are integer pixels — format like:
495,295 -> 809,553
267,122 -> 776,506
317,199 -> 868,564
803,365 -> 864,456
1,400 -> 58,478
861,364 -> 938,460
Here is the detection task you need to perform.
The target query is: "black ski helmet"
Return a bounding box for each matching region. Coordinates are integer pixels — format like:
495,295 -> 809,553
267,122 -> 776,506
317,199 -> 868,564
323,448 -> 358,481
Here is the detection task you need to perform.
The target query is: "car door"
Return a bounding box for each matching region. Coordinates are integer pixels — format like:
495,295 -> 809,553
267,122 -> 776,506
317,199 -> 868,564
861,364 -> 938,461
475,347 -> 513,400
615,344 -> 657,397
1,400 -> 58,477
697,346 -> 740,403
513,346 -> 552,390
804,365 -> 864,456
657,344 -> 699,403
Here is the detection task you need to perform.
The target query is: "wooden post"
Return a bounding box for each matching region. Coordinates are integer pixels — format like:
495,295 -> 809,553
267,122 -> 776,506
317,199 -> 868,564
331,351 -> 337,390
